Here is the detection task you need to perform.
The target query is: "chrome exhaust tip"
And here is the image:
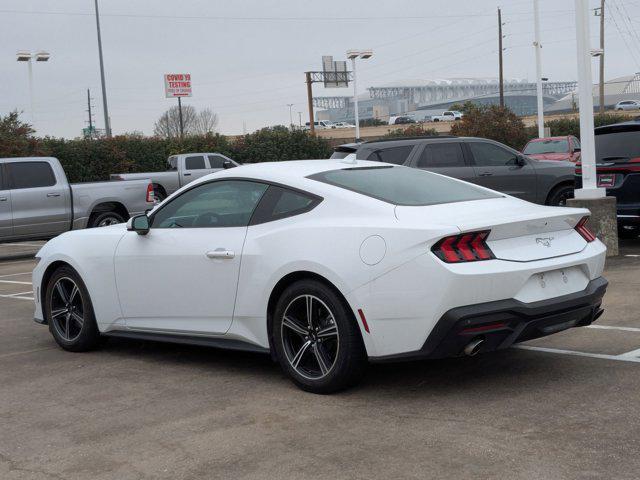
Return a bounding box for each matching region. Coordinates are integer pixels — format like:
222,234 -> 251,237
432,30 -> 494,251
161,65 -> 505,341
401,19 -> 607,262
464,338 -> 484,357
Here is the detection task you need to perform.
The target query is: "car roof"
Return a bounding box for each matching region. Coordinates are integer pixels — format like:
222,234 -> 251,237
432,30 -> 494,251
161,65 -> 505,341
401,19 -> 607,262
527,136 -> 570,142
595,120 -> 640,135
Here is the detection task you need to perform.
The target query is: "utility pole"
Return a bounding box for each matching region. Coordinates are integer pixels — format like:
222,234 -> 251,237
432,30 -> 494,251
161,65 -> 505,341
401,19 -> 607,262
534,0 -> 545,138
498,8 -> 504,108
94,0 -> 111,137
298,111 -> 302,128
598,0 -> 605,114
177,96 -> 184,139
306,72 -> 315,135
86,88 -> 95,139
287,103 -> 294,130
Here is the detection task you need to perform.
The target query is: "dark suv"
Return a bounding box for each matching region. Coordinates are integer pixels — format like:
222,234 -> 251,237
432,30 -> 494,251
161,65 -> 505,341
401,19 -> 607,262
331,136 -> 576,206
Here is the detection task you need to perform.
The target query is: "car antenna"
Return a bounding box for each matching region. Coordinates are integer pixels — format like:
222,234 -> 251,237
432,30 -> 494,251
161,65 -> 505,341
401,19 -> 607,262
341,153 -> 357,165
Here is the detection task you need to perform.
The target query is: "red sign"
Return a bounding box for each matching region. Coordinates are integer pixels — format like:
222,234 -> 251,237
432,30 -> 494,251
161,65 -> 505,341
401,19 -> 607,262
164,73 -> 192,98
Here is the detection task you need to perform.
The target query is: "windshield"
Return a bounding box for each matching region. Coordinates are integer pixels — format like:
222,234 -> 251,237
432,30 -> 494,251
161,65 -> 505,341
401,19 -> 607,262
595,130 -> 640,162
309,166 -> 501,206
523,139 -> 569,154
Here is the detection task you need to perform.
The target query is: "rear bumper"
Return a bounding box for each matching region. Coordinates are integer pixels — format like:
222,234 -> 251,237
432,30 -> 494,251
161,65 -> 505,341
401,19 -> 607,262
372,276 -> 607,362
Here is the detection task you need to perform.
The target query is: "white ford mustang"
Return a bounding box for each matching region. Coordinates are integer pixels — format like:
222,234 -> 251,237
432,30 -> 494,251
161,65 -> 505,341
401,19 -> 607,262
33,159 -> 607,393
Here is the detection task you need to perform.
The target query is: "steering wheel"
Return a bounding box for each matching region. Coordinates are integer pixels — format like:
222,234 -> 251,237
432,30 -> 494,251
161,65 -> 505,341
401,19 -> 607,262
193,212 -> 220,227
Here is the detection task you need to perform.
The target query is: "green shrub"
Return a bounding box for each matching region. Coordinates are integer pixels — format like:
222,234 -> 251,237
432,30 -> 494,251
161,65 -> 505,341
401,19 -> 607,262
383,124 -> 439,138
450,103 -> 528,150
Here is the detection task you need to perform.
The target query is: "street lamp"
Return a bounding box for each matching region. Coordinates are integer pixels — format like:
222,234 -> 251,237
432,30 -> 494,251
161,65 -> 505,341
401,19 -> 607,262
16,50 -> 50,129
346,49 -> 373,141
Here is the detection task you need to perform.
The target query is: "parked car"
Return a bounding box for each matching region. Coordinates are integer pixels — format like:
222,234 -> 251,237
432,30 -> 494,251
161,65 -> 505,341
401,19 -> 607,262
111,153 -> 238,201
576,121 -> 640,237
614,100 -> 640,111
331,136 -> 576,206
33,159 -> 607,393
523,136 -> 581,162
432,111 -> 463,122
0,157 -> 154,243
334,122 -> 356,129
393,116 -> 416,125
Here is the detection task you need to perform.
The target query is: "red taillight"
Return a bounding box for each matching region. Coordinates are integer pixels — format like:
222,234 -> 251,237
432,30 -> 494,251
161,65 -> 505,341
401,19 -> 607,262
431,230 -> 495,263
146,183 -> 155,203
575,216 -> 596,242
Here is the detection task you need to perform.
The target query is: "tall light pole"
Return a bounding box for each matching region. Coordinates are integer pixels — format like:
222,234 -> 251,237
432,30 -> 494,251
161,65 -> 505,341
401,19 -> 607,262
16,51 -> 49,131
534,0 -> 545,138
346,49 -> 373,142
574,0 -> 603,199
94,0 -> 111,137
287,103 -> 294,130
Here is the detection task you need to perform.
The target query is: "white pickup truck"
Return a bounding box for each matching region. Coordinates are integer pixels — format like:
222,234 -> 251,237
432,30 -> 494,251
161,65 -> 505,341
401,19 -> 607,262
111,152 -> 238,201
431,111 -> 464,122
0,157 -> 154,243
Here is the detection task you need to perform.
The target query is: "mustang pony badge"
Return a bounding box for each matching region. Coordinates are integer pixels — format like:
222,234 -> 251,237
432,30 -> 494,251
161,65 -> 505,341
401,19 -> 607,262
536,237 -> 554,247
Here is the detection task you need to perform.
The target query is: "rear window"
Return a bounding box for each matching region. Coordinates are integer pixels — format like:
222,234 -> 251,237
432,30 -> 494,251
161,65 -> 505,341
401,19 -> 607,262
367,145 -> 413,165
185,156 -> 206,170
7,161 -> 56,189
309,166 -> 501,206
523,139 -> 569,154
595,130 -> 640,162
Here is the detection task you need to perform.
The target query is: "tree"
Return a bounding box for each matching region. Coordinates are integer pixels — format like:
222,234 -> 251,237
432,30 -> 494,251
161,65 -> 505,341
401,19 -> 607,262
192,108 -> 219,135
450,102 -> 529,150
153,105 -> 219,138
0,110 -> 44,157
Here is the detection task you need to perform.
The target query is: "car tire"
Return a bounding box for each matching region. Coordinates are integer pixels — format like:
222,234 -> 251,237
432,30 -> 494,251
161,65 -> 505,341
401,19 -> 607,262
89,211 -> 125,228
272,279 -> 368,394
45,266 -> 102,352
546,184 -> 574,207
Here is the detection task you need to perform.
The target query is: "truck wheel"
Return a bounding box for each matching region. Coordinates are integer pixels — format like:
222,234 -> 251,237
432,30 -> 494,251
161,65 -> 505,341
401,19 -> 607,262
546,185 -> 574,207
90,211 -> 125,228
45,265 -> 101,352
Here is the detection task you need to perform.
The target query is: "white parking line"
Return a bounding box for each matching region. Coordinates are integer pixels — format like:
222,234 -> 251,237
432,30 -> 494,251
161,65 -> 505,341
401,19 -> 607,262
0,272 -> 31,278
0,292 -> 34,300
515,345 -> 640,363
587,324 -> 640,333
0,280 -> 32,285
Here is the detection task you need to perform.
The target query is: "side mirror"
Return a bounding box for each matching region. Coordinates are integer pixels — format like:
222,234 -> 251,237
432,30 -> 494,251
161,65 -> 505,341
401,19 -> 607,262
223,160 -> 235,169
573,147 -> 581,153
516,155 -> 527,166
127,214 -> 150,235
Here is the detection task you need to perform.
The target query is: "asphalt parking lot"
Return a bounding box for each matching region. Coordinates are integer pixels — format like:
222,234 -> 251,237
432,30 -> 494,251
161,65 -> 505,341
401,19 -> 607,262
1,241 -> 639,480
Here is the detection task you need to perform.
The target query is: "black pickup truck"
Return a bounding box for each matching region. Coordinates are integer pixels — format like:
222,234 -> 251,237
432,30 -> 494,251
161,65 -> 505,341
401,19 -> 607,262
576,121 -> 640,237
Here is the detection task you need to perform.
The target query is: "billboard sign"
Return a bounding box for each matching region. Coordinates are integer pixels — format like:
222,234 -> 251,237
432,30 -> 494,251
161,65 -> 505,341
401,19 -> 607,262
164,73 -> 192,98
322,56 -> 349,88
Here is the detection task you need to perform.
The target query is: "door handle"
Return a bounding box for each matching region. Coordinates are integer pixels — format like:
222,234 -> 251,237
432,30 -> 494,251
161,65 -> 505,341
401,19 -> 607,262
206,249 -> 235,259
46,193 -> 61,197
183,173 -> 192,176
0,197 -> 7,202
479,172 -> 493,177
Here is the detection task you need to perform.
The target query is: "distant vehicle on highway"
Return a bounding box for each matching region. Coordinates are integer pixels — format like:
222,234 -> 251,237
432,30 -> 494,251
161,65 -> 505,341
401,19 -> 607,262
523,136 -> 581,162
111,153 -> 238,201
0,157 -> 154,243
331,136 -> 576,206
432,111 -> 463,122
33,159 -> 607,393
304,121 -> 335,130
614,100 -> 640,111
576,120 -> 640,237
333,122 -> 356,129
392,116 -> 416,125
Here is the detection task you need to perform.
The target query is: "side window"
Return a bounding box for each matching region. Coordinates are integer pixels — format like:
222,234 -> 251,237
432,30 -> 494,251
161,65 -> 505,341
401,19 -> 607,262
184,156 -> 206,170
572,137 -> 581,149
7,161 -> 56,189
468,142 -> 518,167
367,145 -> 413,165
251,186 -> 320,225
151,180 -> 268,229
167,157 -> 177,171
417,143 -> 465,168
208,155 -> 225,169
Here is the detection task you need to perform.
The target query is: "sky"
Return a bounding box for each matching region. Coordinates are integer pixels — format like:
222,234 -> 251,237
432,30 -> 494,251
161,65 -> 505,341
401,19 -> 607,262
1,0 -> 640,138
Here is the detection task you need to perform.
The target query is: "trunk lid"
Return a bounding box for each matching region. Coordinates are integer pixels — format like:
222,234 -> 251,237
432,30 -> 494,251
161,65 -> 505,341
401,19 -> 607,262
395,197 -> 589,262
